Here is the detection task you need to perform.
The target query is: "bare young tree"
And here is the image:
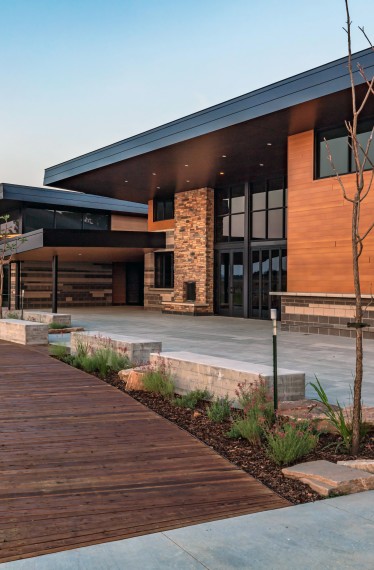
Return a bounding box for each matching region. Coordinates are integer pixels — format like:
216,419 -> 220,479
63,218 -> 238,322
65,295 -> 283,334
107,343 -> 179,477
0,215 -> 25,319
325,0 -> 374,454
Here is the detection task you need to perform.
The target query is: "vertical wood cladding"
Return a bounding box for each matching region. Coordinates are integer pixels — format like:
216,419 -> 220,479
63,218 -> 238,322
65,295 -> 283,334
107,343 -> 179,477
173,188 -> 214,312
288,131 -> 374,295
19,261 -> 113,308
112,263 -> 126,304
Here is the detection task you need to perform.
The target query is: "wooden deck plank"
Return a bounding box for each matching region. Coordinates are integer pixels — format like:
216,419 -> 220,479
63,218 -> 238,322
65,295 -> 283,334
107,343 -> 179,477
0,341 -> 289,562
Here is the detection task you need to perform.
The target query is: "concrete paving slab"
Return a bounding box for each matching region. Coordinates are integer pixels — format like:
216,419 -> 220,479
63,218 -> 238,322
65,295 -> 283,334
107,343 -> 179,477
0,533 -> 205,570
3,492 -> 374,569
66,307 -> 374,406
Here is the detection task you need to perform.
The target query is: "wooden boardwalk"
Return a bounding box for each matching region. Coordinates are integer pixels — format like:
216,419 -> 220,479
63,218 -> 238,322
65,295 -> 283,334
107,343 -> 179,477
0,341 -> 288,563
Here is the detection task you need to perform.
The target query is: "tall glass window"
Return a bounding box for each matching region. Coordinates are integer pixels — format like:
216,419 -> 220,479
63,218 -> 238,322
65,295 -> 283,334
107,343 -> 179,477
155,252 -> 174,288
250,178 -> 287,240
23,208 -> 109,233
215,185 -> 245,242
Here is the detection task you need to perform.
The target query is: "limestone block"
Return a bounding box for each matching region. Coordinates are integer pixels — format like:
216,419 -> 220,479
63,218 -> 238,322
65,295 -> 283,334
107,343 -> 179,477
149,351 -> 305,403
118,369 -> 133,383
71,331 -> 162,366
0,319 -> 49,345
23,311 -> 71,326
282,460 -> 374,496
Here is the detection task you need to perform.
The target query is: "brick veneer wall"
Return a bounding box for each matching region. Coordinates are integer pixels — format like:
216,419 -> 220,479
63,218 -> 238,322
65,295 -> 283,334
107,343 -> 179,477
11,261 -> 113,309
164,187 -> 214,315
281,294 -> 374,340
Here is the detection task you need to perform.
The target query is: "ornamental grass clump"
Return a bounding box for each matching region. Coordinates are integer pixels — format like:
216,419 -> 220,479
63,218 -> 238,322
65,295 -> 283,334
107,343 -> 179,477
142,367 -> 175,398
207,396 -> 232,423
227,380 -> 274,444
265,420 -> 318,466
173,389 -> 211,409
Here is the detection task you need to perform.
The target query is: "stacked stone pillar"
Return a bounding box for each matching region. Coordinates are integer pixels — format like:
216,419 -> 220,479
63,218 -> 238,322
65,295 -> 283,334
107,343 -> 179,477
162,187 -> 214,315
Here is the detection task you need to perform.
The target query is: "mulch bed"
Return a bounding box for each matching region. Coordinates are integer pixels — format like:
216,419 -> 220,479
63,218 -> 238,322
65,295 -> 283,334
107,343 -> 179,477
104,373 -> 374,505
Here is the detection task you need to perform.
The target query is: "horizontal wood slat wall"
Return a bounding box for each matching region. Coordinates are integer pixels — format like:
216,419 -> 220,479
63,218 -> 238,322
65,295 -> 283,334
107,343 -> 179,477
287,131 -> 374,294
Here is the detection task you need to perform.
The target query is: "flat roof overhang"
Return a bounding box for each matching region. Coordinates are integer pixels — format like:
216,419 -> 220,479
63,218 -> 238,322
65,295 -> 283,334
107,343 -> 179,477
43,49 -> 374,202
6,229 -> 166,263
0,183 -> 148,216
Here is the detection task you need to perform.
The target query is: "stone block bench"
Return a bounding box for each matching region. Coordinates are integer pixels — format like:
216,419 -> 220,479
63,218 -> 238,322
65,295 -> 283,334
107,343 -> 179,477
71,331 -> 162,366
149,351 -> 305,403
0,319 -> 49,346
23,311 -> 71,326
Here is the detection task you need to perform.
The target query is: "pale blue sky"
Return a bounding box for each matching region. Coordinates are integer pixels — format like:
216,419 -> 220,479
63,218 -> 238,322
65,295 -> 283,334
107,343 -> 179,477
1,0 -> 373,187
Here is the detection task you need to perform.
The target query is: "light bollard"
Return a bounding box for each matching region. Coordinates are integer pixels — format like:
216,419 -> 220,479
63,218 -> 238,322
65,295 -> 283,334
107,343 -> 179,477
270,308 -> 278,411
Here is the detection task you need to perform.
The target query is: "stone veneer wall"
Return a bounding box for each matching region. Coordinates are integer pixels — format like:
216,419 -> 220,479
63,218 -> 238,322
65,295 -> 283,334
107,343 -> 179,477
143,230 -> 174,311
281,294 -> 374,340
10,261 -> 113,309
162,188 -> 214,316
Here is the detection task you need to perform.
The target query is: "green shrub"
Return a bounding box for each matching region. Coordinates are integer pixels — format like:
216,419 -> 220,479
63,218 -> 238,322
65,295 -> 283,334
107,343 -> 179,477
265,420 -> 318,466
49,343 -> 74,365
310,377 -> 367,452
6,311 -> 20,319
48,322 -> 69,330
207,396 -> 231,422
73,347 -> 131,379
142,368 -> 175,397
228,411 -> 264,444
173,389 -> 211,409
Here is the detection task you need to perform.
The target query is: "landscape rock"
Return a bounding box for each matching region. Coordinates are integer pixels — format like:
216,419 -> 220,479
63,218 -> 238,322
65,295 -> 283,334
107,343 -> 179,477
337,460 -> 374,474
125,368 -> 148,391
118,369 -> 133,384
282,460 -> 374,497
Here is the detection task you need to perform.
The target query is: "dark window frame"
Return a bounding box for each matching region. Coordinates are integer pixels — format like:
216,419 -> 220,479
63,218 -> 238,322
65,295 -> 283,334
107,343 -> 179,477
154,251 -> 174,288
316,119 -> 374,179
250,178 -> 287,241
215,185 -> 245,243
153,197 -> 174,222
22,206 -> 110,233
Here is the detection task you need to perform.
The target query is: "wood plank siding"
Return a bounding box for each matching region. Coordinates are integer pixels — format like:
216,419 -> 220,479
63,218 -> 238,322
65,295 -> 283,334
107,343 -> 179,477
287,130 -> 374,294
0,342 -> 288,563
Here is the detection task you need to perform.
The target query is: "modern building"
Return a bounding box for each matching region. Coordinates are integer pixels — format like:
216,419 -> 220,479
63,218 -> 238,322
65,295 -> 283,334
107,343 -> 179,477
0,183 -> 164,311
9,49 -> 374,337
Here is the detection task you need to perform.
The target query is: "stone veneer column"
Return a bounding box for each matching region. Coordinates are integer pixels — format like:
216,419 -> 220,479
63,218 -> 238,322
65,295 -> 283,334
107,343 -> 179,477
172,187 -> 214,314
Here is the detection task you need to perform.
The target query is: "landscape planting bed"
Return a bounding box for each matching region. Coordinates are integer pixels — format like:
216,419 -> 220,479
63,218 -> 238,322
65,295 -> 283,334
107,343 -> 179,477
105,373 -> 374,505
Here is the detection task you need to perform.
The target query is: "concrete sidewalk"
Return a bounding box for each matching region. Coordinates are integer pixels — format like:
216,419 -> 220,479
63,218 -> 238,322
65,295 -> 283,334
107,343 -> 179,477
66,307 -> 374,406
4,491 -> 374,569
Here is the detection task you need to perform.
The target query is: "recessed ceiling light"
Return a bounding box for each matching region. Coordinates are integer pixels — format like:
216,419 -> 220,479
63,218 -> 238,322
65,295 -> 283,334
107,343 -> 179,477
124,179 -> 128,183
259,163 -> 264,167
222,154 -> 227,158
219,171 -> 225,175
186,180 -> 190,183
267,143 -> 272,146
156,186 -> 160,190
185,164 -> 189,167
78,253 -> 82,256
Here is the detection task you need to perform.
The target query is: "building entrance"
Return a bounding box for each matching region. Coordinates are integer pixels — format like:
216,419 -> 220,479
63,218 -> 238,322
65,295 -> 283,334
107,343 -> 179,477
216,249 -> 244,317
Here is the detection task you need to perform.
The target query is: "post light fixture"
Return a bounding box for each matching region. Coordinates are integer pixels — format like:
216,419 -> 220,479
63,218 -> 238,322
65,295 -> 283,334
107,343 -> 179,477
271,308 -> 278,411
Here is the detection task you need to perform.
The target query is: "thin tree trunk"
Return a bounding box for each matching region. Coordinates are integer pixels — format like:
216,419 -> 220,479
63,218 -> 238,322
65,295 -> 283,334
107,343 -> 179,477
351,200 -> 363,454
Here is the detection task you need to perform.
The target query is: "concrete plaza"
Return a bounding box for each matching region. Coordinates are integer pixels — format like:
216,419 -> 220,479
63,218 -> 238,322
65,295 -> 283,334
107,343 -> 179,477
65,306 -> 374,406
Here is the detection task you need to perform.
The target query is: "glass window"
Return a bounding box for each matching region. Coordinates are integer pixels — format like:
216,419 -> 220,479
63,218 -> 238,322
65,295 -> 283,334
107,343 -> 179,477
268,209 -> 283,239
83,213 -> 109,230
268,189 -> 283,208
230,214 -> 244,239
155,252 -> 174,288
215,185 -> 245,242
154,197 -> 174,221
55,210 -> 82,230
24,208 -> 55,233
252,211 -> 266,239
252,192 -> 266,211
0,210 -> 20,235
317,122 -> 374,178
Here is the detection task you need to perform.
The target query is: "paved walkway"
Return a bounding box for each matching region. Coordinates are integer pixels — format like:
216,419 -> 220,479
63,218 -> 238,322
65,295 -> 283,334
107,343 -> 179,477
0,341 -> 287,564
64,307 -> 374,406
3,491 -> 374,569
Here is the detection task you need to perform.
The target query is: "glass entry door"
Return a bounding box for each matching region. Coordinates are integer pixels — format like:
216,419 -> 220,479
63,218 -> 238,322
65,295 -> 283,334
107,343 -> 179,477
250,247 -> 286,319
217,250 -> 244,317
